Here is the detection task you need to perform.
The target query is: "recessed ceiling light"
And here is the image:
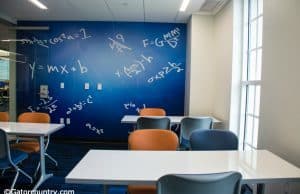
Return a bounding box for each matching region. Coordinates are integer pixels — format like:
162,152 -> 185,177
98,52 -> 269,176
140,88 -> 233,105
28,0 -> 48,10
180,0 -> 190,12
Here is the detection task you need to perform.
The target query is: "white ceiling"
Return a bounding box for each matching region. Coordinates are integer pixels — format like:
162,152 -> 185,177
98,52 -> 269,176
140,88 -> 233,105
0,0 -> 212,24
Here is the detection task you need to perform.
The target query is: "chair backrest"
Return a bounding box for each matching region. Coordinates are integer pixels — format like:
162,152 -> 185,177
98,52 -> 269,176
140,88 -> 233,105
136,117 -> 170,130
0,128 -> 11,163
157,172 -> 242,194
180,117 -> 213,142
139,108 -> 166,116
0,112 -> 9,122
128,129 -> 178,150
190,129 -> 238,151
18,112 -> 50,123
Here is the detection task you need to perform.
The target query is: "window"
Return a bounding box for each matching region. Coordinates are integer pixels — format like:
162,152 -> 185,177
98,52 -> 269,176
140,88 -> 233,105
240,0 -> 263,150
0,49 -> 10,80
0,59 -> 9,80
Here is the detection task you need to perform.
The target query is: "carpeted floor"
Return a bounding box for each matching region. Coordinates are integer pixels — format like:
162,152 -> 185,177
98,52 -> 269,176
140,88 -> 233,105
0,141 -> 252,194
0,141 -> 128,194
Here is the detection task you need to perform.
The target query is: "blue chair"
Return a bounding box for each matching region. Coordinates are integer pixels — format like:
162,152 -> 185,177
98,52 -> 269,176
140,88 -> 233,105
179,117 -> 212,150
0,128 -> 32,189
157,172 -> 242,194
190,129 -> 238,150
136,117 -> 170,130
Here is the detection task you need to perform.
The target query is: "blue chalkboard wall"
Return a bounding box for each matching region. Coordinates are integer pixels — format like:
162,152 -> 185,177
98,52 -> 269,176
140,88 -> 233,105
16,21 -> 186,141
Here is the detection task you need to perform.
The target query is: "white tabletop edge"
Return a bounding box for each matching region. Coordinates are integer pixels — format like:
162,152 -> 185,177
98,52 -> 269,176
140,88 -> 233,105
65,178 -> 152,185
0,122 -> 65,136
65,149 -> 300,185
121,115 -> 221,124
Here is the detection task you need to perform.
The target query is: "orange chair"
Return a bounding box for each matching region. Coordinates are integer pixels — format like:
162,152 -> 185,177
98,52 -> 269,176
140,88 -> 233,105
0,112 -> 9,121
0,112 -> 10,175
139,108 -> 166,116
11,112 -> 57,176
128,129 -> 178,194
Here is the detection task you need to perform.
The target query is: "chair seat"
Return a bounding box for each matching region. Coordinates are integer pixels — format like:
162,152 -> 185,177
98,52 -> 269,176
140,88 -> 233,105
11,141 -> 40,153
128,185 -> 156,194
0,149 -> 28,169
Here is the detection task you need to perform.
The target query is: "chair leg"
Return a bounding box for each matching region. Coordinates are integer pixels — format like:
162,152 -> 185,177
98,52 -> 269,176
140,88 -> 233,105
11,164 -> 33,188
11,169 -> 19,189
34,162 -> 41,178
18,168 -> 33,183
45,153 -> 58,166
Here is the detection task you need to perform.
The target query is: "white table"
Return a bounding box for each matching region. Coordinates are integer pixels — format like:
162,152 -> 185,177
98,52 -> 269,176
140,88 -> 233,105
121,115 -> 221,124
66,150 -> 300,194
0,122 -> 65,189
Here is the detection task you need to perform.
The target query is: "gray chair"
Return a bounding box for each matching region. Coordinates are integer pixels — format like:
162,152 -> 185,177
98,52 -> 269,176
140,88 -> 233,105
157,172 -> 242,194
0,128 -> 32,189
179,117 -> 212,150
136,117 -> 170,130
190,129 -> 238,150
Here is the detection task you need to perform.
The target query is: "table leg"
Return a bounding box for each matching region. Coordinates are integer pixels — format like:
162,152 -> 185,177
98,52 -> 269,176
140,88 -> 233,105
103,185 -> 108,194
33,136 -> 53,190
257,183 -> 265,194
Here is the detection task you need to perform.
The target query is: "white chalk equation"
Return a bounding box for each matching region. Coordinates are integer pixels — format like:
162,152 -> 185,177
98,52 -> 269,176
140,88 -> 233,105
115,54 -> 153,78
66,95 -> 93,115
28,59 -> 88,80
21,28 -> 92,48
85,123 -> 104,136
108,34 -> 132,53
143,27 -> 181,49
124,102 -> 146,113
27,96 -> 58,114
148,62 -> 184,83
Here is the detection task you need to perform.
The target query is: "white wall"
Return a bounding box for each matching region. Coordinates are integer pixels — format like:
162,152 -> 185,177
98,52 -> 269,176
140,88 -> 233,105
211,1 -> 234,128
258,0 -> 300,167
187,0 -> 300,192
186,14 -> 215,116
186,1 -> 234,129
259,1 -> 300,192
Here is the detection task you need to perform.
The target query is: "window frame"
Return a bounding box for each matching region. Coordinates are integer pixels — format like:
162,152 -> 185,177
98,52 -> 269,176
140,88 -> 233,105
240,0 -> 263,150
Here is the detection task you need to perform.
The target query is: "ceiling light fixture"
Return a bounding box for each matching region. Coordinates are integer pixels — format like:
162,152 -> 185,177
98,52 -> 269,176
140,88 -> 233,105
179,0 -> 190,12
0,49 -> 10,57
28,0 -> 48,10
1,39 -> 29,42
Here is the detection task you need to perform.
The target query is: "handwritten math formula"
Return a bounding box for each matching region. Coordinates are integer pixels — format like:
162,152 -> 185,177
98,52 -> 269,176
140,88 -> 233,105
115,54 -> 153,78
28,59 -> 88,80
21,28 -> 92,48
108,33 -> 132,53
27,96 -> 58,114
124,102 -> 146,113
143,27 -> 180,49
85,123 -> 104,136
148,62 -> 184,83
66,95 -> 93,115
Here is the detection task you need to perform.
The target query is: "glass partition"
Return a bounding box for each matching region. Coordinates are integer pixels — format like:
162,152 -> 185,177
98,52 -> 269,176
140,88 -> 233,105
0,22 -> 15,119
